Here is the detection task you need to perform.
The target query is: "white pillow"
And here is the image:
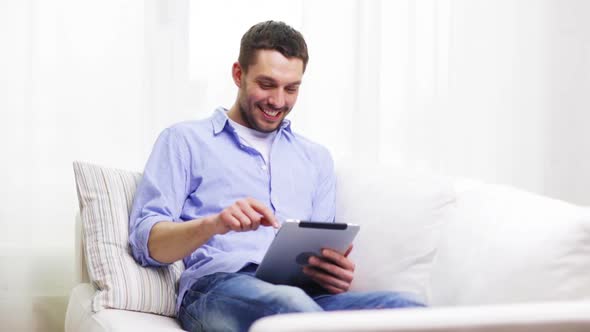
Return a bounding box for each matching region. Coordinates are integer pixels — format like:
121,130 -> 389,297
73,161 -> 184,316
429,183 -> 590,306
336,163 -> 456,303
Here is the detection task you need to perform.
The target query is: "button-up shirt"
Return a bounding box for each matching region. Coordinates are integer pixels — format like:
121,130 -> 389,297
129,107 -> 336,313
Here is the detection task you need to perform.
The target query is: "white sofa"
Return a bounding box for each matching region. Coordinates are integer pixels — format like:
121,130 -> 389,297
65,163 -> 590,332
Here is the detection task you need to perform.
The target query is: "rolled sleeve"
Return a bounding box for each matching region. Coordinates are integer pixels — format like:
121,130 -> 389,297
129,128 -> 192,267
129,216 -> 170,267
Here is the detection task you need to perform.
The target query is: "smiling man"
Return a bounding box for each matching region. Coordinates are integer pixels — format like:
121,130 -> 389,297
231,48 -> 301,132
129,21 -> 424,332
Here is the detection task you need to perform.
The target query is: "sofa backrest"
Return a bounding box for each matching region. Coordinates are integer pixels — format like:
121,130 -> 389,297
429,183 -> 590,306
74,160 -> 590,308
335,162 -> 456,303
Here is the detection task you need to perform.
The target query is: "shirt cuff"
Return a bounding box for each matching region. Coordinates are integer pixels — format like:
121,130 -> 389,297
130,215 -> 172,267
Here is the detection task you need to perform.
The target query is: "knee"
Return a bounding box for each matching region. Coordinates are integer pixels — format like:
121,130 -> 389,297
265,286 -> 322,313
374,291 -> 426,309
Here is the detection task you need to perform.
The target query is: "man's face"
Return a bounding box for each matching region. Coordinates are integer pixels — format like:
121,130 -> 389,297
233,49 -> 304,133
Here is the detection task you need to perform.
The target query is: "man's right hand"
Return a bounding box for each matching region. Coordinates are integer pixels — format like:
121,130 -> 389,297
147,198 -> 278,263
211,197 -> 279,235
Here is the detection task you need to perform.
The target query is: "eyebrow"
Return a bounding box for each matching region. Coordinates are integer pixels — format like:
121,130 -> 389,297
256,75 -> 301,86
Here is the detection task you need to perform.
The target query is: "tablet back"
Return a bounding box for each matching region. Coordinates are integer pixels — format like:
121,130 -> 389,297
255,220 -> 360,286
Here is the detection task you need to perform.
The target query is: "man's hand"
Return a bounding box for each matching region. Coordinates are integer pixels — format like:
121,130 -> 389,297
211,197 -> 279,235
303,244 -> 355,294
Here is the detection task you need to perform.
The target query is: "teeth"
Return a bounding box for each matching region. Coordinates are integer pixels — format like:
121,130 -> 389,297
262,109 -> 279,117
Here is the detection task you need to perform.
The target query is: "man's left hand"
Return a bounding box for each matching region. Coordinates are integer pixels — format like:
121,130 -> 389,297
303,244 -> 355,294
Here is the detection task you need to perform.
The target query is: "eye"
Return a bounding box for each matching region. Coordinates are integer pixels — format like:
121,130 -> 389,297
258,82 -> 274,89
286,86 -> 299,94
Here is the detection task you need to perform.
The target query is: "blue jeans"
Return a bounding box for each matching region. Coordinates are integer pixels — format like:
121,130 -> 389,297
178,264 -> 425,332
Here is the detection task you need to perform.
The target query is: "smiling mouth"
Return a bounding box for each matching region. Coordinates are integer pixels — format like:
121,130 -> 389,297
259,106 -> 283,121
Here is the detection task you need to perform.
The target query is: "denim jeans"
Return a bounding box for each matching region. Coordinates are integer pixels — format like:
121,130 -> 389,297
178,264 -> 425,332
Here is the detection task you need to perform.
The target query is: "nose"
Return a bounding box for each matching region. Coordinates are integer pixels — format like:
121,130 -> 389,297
268,89 -> 286,109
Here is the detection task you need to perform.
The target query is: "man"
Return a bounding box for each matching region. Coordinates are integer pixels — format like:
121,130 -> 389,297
129,20 -> 423,332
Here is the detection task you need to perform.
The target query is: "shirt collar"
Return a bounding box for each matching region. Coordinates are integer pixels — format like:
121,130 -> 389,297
212,107 -> 230,135
211,107 -> 292,135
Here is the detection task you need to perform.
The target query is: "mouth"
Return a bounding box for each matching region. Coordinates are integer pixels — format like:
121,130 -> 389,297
258,106 -> 284,121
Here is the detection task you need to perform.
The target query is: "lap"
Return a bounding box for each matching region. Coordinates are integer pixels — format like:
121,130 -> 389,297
179,267 -> 321,332
179,264 -> 425,331
311,290 -> 426,311
184,267 -> 319,309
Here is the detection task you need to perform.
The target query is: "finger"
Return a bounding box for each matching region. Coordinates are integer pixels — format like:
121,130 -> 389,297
236,200 -> 262,230
248,199 -> 277,227
246,198 -> 279,227
219,210 -> 241,232
310,278 -> 346,294
344,244 -> 354,257
308,256 -> 354,283
303,266 -> 350,292
229,206 -> 252,230
250,217 -> 260,230
321,284 -> 346,294
320,248 -> 356,271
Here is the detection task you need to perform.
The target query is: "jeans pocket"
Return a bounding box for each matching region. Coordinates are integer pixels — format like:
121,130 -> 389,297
178,306 -> 204,332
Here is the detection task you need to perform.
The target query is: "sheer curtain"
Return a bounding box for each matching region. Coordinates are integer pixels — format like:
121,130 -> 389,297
187,0 -> 450,163
188,0 -> 590,205
1,1 -> 150,330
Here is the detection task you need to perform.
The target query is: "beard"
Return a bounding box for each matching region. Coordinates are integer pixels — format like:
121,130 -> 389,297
238,98 -> 289,133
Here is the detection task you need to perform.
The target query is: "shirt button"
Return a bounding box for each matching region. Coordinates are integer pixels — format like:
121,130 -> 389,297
261,165 -> 267,171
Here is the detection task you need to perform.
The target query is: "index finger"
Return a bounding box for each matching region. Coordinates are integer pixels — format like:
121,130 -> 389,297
246,197 -> 279,228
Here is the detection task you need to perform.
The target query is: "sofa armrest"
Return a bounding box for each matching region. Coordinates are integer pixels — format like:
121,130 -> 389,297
250,301 -> 590,332
74,213 -> 90,284
65,283 -> 104,332
65,283 -> 184,332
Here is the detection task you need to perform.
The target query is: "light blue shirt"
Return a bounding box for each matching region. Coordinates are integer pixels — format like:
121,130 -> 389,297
129,107 -> 336,313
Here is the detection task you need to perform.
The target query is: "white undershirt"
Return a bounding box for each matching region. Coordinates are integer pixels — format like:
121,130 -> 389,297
228,118 -> 276,165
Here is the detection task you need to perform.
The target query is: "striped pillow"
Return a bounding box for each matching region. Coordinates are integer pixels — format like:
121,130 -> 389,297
73,161 -> 184,317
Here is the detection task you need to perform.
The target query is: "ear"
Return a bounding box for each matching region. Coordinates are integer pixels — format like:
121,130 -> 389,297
232,62 -> 243,88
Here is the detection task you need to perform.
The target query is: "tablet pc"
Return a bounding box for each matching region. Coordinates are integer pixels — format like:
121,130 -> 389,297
255,220 -> 360,286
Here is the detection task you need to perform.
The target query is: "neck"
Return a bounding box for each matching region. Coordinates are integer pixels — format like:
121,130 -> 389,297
227,103 -> 247,127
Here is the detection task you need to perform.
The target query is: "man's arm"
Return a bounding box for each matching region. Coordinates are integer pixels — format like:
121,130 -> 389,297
147,217 -> 217,264
130,128 -> 278,266
147,198 -> 279,264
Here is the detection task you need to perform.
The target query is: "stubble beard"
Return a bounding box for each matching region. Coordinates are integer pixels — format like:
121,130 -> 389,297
238,100 -> 261,132
239,100 -> 285,133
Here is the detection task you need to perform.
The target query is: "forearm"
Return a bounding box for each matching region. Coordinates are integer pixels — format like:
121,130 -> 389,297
147,216 -> 219,264
145,197 -> 278,264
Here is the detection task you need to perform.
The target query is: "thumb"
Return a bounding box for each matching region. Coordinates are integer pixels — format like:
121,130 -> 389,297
344,244 -> 354,257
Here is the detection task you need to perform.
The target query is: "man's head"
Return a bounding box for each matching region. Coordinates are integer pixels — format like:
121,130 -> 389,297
229,21 -> 308,133
238,20 -> 309,74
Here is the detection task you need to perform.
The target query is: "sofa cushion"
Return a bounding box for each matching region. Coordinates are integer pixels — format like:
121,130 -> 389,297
249,300 -> 590,332
335,163 -> 456,303
73,162 -> 184,317
430,183 -> 590,305
93,309 -> 183,332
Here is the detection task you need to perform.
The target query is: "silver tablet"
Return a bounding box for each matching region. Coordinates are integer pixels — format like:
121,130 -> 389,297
255,220 -> 360,286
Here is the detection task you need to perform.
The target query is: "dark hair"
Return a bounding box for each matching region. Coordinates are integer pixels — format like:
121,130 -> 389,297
238,20 -> 309,73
